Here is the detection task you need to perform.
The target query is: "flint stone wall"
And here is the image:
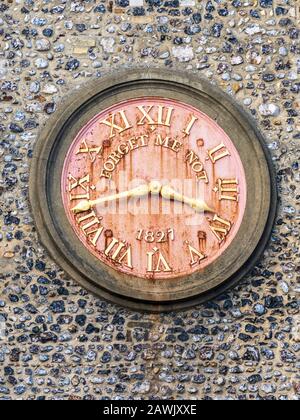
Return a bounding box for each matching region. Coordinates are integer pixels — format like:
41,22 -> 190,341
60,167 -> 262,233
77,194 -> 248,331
0,0 -> 299,400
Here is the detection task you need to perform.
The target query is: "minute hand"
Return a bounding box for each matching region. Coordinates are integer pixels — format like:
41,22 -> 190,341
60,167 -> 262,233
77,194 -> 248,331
161,185 -> 214,213
72,184 -> 150,214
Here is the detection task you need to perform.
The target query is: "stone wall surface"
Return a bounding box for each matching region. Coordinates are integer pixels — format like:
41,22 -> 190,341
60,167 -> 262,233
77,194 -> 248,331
0,0 -> 299,400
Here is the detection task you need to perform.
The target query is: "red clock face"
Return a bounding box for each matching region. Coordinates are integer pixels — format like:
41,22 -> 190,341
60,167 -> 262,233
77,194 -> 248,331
61,98 -> 247,281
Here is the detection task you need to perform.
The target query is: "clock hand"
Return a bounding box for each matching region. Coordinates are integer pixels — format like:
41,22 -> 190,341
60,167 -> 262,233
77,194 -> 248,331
160,185 -> 214,213
149,180 -> 162,195
71,183 -> 151,214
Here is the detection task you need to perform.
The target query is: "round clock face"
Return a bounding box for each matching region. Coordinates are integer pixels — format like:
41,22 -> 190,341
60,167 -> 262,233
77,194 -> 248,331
62,98 -> 247,280
30,70 -> 275,311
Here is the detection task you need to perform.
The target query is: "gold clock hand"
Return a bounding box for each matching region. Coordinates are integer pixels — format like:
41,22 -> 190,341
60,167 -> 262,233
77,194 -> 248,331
161,185 -> 214,213
149,180 -> 162,195
72,183 -> 151,214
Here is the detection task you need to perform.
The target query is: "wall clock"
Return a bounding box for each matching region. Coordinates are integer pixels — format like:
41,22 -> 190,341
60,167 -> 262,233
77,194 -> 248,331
30,69 -> 277,311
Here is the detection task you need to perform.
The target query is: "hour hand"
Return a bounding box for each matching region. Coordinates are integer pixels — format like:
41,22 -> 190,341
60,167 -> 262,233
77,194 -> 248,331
161,185 -> 214,213
71,183 -> 151,214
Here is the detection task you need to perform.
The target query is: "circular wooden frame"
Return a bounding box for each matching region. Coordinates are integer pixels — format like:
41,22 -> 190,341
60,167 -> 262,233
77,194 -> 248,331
29,69 -> 277,312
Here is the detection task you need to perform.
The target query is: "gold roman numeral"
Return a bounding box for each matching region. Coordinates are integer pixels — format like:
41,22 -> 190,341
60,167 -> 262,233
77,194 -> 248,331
146,247 -> 172,273
100,110 -> 132,139
77,211 -> 104,247
208,215 -> 232,244
207,143 -> 230,164
76,140 -> 103,163
214,178 -> 239,202
186,242 -> 206,267
183,115 -> 198,136
68,174 -> 90,201
104,238 -> 133,269
137,105 -> 174,127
